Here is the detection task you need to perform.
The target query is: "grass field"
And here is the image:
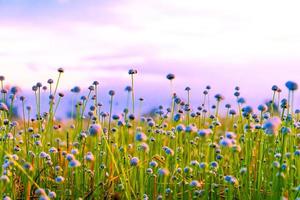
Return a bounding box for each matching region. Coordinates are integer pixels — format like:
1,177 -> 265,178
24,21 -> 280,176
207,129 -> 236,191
0,68 -> 299,199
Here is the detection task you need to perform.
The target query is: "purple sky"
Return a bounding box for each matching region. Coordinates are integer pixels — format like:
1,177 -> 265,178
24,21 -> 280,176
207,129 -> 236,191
1,0 -> 300,115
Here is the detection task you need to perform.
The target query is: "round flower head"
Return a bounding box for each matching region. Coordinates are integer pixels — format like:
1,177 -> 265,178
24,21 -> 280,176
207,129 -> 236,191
49,147 -> 58,154
130,157 -> 139,166
163,146 -> 174,156
158,168 -> 170,176
138,142 -> 149,153
135,132 -> 147,142
88,124 -> 102,136
242,105 -> 253,114
68,159 -> 81,168
173,113 -> 182,122
214,94 -> 224,101
219,138 -> 233,147
237,97 -> 246,104
166,73 -> 175,80
48,191 -> 56,198
190,180 -> 201,188
294,149 -> 300,156
210,161 -> 218,169
55,176 -> 65,183
198,129 -> 212,137
125,85 -> 132,92
23,162 -> 33,171
225,132 -> 236,139
71,86 -> 81,93
185,125 -> 197,133
0,102 -> 8,112
3,196 -> 11,200
285,81 -> 298,91
66,153 -> 75,161
35,188 -> 46,196
108,90 -> 115,96
128,69 -> 137,74
271,85 -> 278,91
149,160 -> 158,168
199,162 -> 207,169
57,67 -> 64,73
258,104 -> 268,112
0,175 -> 10,183
176,124 -> 185,132
224,175 -> 238,185
185,86 -> 191,91
85,152 -> 95,162
263,117 -> 282,136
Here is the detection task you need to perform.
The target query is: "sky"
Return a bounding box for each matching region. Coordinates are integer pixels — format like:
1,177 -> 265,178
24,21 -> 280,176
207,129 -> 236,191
1,0 -> 300,115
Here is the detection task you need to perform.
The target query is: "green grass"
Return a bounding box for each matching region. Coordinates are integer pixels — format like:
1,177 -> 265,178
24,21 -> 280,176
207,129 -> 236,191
0,68 -> 299,200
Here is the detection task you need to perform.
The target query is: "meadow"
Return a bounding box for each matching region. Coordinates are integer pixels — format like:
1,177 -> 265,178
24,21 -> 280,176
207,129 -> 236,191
0,68 -> 299,200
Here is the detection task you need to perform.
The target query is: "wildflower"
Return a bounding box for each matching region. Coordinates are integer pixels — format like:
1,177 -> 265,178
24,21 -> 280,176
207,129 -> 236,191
198,129 -> 212,137
285,81 -> 298,91
163,146 -> 174,156
58,67 -> 64,73
166,73 -> 175,80
199,162 -> 207,169
108,90 -> 115,96
258,104 -> 268,112
225,132 -> 236,139
272,85 -> 278,91
130,157 -> 139,166
49,147 -> 58,154
210,161 -> 218,169
190,180 -> 201,188
138,143 -> 149,152
239,167 -> 247,174
280,127 -> 291,135
23,162 -> 33,171
66,154 -> 75,161
173,113 -> 182,122
125,85 -> 132,92
128,69 -> 137,74
146,168 -> 153,174
263,117 -> 282,136
0,175 -> 9,183
158,168 -> 170,176
184,167 -> 193,174
273,161 -> 280,168
176,124 -> 185,132
149,160 -> 158,168
39,152 -> 48,159
68,159 -> 81,168
48,191 -> 56,198
185,125 -> 197,133
88,124 -> 102,136
135,132 -> 147,142
219,138 -> 233,147
71,148 -> 79,155
35,188 -> 46,196
71,86 -> 81,93
224,175 -> 238,185
237,97 -> 246,104
0,102 -> 8,112
214,94 -> 224,101
190,160 -> 199,166
229,109 -> 236,115
85,152 -> 95,162
55,176 -> 65,183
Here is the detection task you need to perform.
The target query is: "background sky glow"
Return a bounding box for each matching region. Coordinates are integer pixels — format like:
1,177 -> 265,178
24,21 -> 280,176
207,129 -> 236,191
1,0 -> 300,114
